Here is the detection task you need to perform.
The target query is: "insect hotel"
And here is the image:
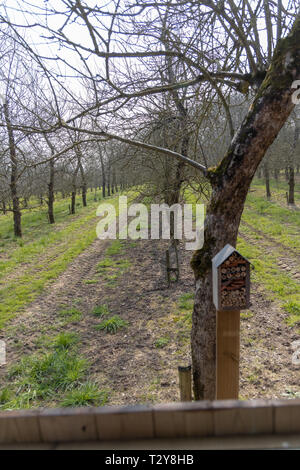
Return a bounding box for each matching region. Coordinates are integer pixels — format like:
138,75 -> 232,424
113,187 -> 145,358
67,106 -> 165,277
212,244 -> 251,400
212,244 -> 250,311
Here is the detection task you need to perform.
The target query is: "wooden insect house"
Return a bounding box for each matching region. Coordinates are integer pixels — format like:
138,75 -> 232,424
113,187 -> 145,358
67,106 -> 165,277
212,244 -> 250,311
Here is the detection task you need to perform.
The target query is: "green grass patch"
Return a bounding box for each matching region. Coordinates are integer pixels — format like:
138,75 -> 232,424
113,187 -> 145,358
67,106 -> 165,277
240,310 -> 254,320
0,191 -> 137,329
2,349 -> 87,409
237,237 -> 300,326
91,304 -> 110,317
94,315 -> 128,334
0,388 -> 11,405
60,383 -> 109,407
96,256 -> 131,285
58,307 -> 83,323
52,332 -> 79,350
96,257 -> 130,273
154,337 -> 170,348
185,180 -> 300,327
178,293 -> 194,311
106,239 -> 125,256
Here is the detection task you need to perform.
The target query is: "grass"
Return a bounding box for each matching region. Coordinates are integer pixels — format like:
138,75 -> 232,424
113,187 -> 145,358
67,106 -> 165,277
95,239 -> 131,286
96,257 -> 130,273
91,304 -> 110,317
150,292 -> 195,354
240,310 -> 254,320
94,315 -> 128,334
60,383 -> 109,407
185,178 -> 300,327
52,332 -> 79,350
83,279 -> 99,285
178,293 -> 194,311
241,198 -> 300,252
0,388 -> 10,405
154,337 -> 170,348
96,255 -> 131,285
106,239 -> 125,256
0,325 -> 110,410
1,349 -> 87,409
58,307 -> 83,323
0,326 -> 109,410
237,237 -> 300,326
0,190 -> 137,329
0,189 -> 139,409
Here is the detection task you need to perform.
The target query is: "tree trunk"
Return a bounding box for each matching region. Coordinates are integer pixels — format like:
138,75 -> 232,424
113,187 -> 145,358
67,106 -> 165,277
288,117 -> 299,205
107,164 -> 111,197
81,183 -> 87,207
98,145 -> 106,198
191,17 -> 300,399
71,191 -> 76,214
264,162 -> 271,199
70,163 -> 80,215
112,168 -> 118,194
48,159 -> 55,224
76,147 -> 87,207
285,166 -> 289,181
3,102 -> 22,238
288,165 -> 295,204
1,201 -> 6,215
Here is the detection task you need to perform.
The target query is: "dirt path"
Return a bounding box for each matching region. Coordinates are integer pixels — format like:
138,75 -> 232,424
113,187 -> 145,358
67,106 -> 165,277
239,223 -> 300,283
0,234 -> 299,404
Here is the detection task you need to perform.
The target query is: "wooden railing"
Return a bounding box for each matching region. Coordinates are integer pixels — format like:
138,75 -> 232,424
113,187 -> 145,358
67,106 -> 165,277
0,399 -> 300,445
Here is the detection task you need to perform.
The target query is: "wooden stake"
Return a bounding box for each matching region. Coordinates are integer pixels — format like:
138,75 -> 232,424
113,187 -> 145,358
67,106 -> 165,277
178,365 -> 192,401
216,310 -> 240,400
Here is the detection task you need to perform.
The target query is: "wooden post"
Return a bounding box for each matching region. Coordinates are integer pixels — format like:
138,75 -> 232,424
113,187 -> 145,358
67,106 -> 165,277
216,310 -> 240,400
178,365 -> 192,401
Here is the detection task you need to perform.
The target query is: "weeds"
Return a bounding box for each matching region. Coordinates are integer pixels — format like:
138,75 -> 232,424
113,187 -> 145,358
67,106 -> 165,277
4,349 -> 87,408
154,337 -> 170,348
178,293 -> 194,311
91,304 -> 110,317
60,383 -> 109,407
59,307 -> 82,323
94,315 -> 128,334
52,332 -> 79,350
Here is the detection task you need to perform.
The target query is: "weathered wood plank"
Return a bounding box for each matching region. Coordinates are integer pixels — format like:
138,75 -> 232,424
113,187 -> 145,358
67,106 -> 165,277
213,400 -> 273,436
39,408 -> 98,442
0,399 -> 300,444
0,410 -> 41,443
273,399 -> 300,434
153,402 -> 214,438
95,405 -> 154,440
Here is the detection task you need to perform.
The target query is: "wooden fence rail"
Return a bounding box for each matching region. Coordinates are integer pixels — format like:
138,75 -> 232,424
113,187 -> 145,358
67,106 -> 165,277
0,399 -> 300,445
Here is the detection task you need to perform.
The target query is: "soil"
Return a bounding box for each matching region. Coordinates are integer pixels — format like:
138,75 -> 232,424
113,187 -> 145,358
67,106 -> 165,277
0,231 -> 299,405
